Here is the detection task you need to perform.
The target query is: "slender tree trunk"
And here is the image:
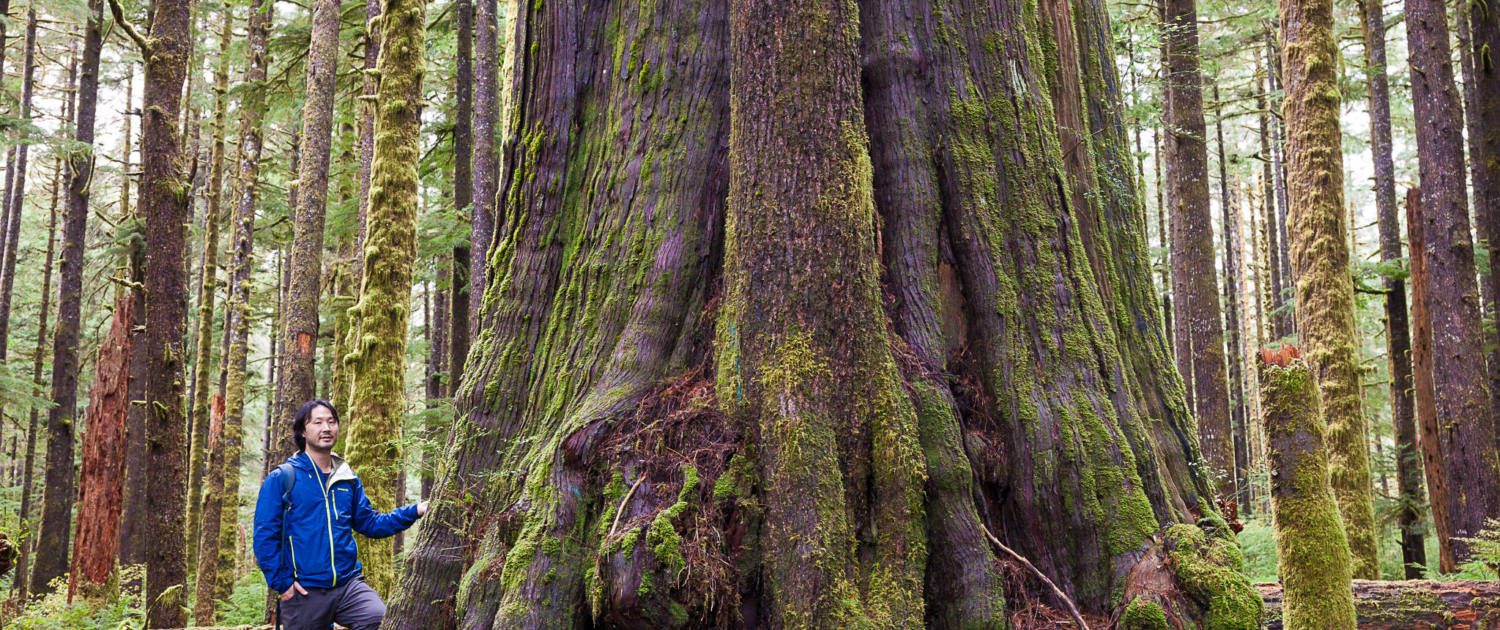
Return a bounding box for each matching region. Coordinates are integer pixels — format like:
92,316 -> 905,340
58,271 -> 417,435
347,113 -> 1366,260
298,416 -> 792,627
1278,0 -> 1380,578
331,127 -> 357,415
424,272 -> 446,501
450,0 -> 472,392
1155,127 -> 1174,356
468,0 -> 498,326
1261,356 -> 1356,630
14,158 -> 62,600
194,1 -> 267,619
1360,0 -> 1426,579
341,0 -> 427,599
33,0 -> 104,596
0,8 -> 38,361
186,9 -> 232,574
1165,0 -> 1235,497
134,0 -> 198,618
1404,0 -> 1500,563
1407,187 -> 1456,572
275,0 -> 341,453
1258,53 -> 1287,343
67,294 -> 135,601
119,67 -> 153,576
1215,88 -> 1249,507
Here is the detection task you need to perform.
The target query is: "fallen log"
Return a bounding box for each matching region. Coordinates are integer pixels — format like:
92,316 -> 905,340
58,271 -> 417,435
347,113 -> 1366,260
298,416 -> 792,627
1257,580 -> 1500,630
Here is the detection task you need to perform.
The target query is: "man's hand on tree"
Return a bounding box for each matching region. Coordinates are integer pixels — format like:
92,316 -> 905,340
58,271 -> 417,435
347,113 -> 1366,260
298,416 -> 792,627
417,501 -> 429,517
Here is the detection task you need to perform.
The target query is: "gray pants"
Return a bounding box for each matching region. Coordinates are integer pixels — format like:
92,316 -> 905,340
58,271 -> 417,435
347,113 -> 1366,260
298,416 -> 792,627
278,577 -> 386,630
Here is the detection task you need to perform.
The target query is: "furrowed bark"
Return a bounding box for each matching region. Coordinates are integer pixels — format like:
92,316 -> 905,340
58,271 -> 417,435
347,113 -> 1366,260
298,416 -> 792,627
67,294 -> 135,601
276,0 -> 341,457
137,0 -> 197,618
193,393 -> 227,622
187,8 -> 232,574
383,0 -> 729,623
1406,188 -> 1455,572
1278,0 -> 1380,578
1164,0 -> 1235,498
723,0 -> 927,624
1215,88 -> 1249,507
341,0 -> 427,598
34,0 -> 103,596
1403,0 -> 1500,562
1360,0 -> 1426,578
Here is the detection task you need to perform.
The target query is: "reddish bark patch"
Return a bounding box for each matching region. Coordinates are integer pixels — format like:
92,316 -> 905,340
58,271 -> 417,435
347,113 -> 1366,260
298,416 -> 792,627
1259,344 -> 1301,367
68,294 -> 135,600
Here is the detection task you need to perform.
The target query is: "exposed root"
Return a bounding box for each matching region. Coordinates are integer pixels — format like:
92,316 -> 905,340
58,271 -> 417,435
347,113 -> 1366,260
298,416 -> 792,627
982,523 -> 1091,630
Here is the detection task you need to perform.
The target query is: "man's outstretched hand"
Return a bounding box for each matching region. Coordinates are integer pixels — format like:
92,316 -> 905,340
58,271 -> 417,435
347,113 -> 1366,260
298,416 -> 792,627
281,581 -> 309,601
417,501 -> 429,517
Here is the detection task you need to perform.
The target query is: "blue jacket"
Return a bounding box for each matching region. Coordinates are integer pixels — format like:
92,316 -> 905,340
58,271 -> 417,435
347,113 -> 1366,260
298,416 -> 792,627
253,452 -> 420,593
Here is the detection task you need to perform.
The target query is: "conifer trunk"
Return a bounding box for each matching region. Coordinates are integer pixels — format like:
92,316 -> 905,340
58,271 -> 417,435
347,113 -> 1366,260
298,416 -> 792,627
34,0 -> 104,596
1258,51 -> 1287,343
468,0 -> 498,324
384,0 -> 1261,625
15,157 -> 62,599
135,0 -> 197,619
1215,92 -> 1248,506
1360,0 -> 1426,578
276,0 -> 341,446
1277,0 -> 1380,578
1470,0 -> 1500,459
0,7 -> 37,360
1406,187 -> 1456,572
1165,0 -> 1235,497
1403,0 -> 1500,562
186,9 -> 232,574
450,0 -> 472,390
195,1 -> 268,619
1261,357 -> 1356,630
341,0 -> 428,599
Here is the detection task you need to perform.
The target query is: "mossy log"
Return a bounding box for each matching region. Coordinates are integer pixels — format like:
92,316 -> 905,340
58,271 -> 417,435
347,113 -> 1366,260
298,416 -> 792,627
1257,581 -> 1500,630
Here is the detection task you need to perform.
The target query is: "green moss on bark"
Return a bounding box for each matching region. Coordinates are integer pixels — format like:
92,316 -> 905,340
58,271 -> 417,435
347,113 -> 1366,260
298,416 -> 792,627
1163,524 -> 1263,630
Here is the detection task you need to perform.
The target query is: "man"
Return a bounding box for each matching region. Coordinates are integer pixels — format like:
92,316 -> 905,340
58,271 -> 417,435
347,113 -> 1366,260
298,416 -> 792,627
253,400 -> 428,630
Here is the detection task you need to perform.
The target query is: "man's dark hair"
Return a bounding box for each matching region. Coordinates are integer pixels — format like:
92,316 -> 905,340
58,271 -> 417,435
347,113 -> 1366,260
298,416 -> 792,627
292,399 -> 340,451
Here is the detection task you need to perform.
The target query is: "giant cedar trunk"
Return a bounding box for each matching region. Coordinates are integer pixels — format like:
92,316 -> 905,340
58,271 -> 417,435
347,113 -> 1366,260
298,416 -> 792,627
67,295 -> 135,601
34,0 -> 104,596
1359,0 -> 1426,578
1277,0 -> 1380,578
384,0 -> 1259,627
135,0 -> 196,620
1164,0 -> 1235,498
1403,0 -> 1500,561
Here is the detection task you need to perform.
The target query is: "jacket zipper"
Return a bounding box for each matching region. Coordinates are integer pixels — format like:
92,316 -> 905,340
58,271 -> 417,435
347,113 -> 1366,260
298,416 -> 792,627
316,467 -> 338,587
289,536 -> 300,576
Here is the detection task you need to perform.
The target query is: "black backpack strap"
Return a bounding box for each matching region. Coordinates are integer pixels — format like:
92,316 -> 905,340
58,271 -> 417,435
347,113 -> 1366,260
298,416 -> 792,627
276,462 -> 297,582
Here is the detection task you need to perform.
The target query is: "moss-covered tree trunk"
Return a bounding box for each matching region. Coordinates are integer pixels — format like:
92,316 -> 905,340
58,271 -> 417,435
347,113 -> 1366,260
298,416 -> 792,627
1164,0 -> 1235,498
67,294 -> 135,601
1260,357 -> 1355,630
341,0 -> 427,599
383,0 -> 1261,626
275,0 -> 341,454
1405,187 -> 1456,572
136,0 -> 197,620
1358,0 -> 1426,579
33,0 -> 103,596
1403,0 -> 1500,563
187,10 -> 232,575
1277,0 -> 1380,578
194,1 -> 268,620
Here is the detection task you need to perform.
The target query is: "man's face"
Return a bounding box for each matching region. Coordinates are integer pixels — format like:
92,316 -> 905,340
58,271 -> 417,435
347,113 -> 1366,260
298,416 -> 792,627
303,406 -> 339,453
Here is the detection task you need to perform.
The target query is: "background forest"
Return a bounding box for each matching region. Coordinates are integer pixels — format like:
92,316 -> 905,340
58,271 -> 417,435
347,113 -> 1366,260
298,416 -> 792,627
0,0 -> 1493,621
